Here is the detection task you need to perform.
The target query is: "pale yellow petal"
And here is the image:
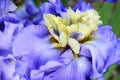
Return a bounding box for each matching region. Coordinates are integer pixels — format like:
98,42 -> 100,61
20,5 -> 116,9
66,24 -> 79,33
65,7 -> 76,24
44,14 -> 59,40
68,38 -> 80,54
58,32 -> 68,47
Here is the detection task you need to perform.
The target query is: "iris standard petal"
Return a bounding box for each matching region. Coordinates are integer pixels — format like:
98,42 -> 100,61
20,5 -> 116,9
73,0 -> 93,12
40,0 -> 67,17
26,0 -> 38,15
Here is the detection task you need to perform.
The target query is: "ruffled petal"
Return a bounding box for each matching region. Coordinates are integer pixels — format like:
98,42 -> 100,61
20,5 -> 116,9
0,13 -> 20,23
26,0 -> 39,15
83,44 -> 105,78
0,54 -> 19,80
47,57 -> 91,80
29,49 -> 72,80
103,39 -> 120,72
30,60 -> 63,80
80,44 -> 91,58
13,24 -> 62,79
40,0 -> 67,17
60,49 -> 74,65
0,22 -> 23,56
12,24 -> 53,57
73,0 -> 93,12
14,0 -> 40,26
81,26 -> 117,78
0,0 -> 17,16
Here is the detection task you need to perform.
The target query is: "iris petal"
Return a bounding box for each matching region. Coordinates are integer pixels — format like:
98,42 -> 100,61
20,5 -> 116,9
0,55 -> 19,80
40,0 -> 67,17
81,26 -> 117,78
103,39 -> 120,71
13,24 -> 63,79
0,0 -> 17,16
48,57 -> 91,80
73,0 -> 93,12
0,22 -> 23,56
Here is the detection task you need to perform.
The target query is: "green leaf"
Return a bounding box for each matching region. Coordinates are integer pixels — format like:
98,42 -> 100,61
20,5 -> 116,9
61,0 -> 68,6
109,3 -> 120,36
114,74 -> 120,80
105,64 -> 118,80
96,2 -> 120,36
97,3 -> 114,25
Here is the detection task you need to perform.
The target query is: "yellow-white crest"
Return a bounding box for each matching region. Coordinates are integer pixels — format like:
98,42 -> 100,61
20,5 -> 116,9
44,8 -> 102,54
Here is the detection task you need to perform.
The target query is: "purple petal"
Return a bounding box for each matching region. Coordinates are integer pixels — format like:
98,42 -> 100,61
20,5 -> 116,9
30,60 -> 63,80
0,13 -> 20,23
0,22 -> 23,56
26,0 -> 39,15
80,44 -> 91,58
60,49 -> 74,65
103,39 -> 120,72
105,0 -> 118,3
12,24 -> 51,57
82,26 -> 117,78
45,57 -> 91,80
40,0 -> 67,17
13,24 -> 62,78
31,70 -> 44,80
83,44 -> 105,78
73,0 -> 93,12
0,0 -> 17,16
0,55 -> 19,80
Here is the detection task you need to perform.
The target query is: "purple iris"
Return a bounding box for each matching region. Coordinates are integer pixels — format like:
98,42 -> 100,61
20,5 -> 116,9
0,0 -> 120,80
12,0 -> 120,80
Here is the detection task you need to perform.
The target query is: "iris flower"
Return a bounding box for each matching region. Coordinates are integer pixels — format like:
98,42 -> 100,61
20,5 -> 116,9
0,0 -> 119,80
12,0 -> 120,80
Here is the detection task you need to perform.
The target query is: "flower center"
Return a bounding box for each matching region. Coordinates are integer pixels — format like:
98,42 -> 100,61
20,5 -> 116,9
44,8 -> 102,55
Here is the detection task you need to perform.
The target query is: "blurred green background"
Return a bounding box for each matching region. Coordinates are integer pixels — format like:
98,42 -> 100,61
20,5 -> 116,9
13,0 -> 120,80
